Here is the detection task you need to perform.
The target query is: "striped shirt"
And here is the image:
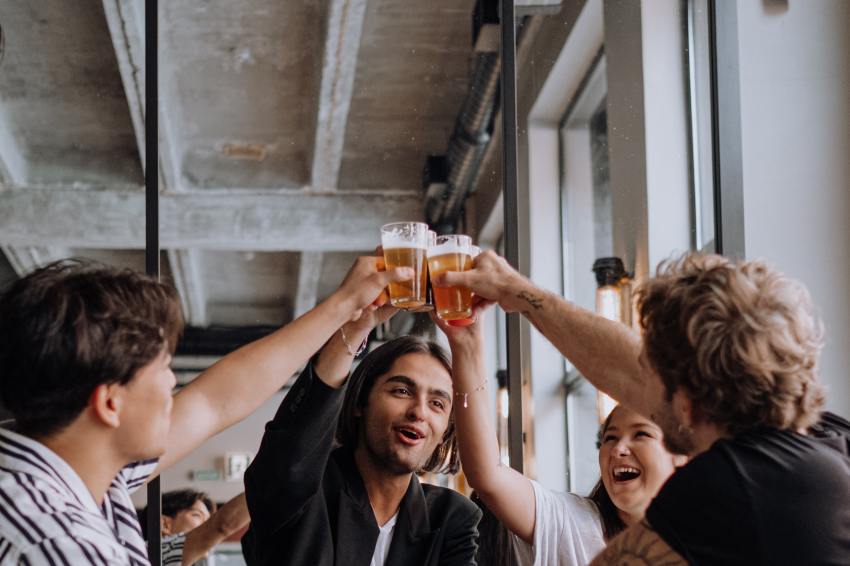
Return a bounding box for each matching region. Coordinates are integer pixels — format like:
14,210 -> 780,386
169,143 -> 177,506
0,427 -> 156,565
161,534 -> 210,566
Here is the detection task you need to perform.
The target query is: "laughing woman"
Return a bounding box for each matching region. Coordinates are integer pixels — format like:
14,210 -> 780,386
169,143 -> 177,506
435,312 -> 686,566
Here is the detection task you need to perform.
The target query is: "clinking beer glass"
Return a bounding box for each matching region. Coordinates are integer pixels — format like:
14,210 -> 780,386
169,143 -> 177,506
428,234 -> 474,321
381,222 -> 429,309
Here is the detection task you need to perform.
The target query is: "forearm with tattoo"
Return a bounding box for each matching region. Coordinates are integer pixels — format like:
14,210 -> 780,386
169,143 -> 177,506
516,289 -> 544,313
589,520 -> 686,566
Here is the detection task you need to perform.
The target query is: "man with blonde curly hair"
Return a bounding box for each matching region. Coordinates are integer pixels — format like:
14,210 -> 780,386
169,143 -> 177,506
438,250 -> 850,565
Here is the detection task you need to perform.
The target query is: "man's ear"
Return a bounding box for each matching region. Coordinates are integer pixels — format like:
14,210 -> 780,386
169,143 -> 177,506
90,383 -> 122,429
161,515 -> 173,535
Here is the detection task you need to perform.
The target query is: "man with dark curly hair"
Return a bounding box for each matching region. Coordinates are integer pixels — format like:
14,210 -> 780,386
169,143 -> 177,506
438,251 -> 850,565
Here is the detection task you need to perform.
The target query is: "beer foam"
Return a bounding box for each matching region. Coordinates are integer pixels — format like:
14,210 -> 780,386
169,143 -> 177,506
381,233 -> 427,250
427,242 -> 471,257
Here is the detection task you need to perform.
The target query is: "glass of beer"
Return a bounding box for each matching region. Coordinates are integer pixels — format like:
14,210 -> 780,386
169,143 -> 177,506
381,222 -> 429,309
408,230 -> 438,313
428,234 -> 474,321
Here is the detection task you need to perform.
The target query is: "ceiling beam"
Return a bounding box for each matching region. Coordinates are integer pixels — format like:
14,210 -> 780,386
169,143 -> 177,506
0,107 -> 27,186
102,0 -> 197,314
293,251 -> 323,318
0,187 -> 423,251
103,0 -> 180,189
167,249 -> 208,326
102,0 -> 146,168
310,0 -> 368,189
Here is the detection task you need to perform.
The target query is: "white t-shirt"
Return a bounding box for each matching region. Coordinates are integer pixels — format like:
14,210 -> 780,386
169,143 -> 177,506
513,480 -> 606,566
369,511 -> 400,566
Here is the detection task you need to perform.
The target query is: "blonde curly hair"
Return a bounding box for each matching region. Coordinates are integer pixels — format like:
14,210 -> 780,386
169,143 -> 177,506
636,253 -> 825,434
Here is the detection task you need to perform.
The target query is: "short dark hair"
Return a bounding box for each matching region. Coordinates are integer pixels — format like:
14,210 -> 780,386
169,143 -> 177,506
162,489 -> 216,518
336,335 -> 459,474
0,260 -> 183,437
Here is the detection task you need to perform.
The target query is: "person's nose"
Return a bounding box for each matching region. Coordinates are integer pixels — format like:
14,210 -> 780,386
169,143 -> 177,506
405,396 -> 427,421
614,437 -> 631,457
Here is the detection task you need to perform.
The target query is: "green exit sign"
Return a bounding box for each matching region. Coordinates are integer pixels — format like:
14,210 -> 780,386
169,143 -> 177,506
191,469 -> 221,481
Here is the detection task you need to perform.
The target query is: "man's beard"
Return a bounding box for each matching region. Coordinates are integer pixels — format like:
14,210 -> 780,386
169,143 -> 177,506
652,402 -> 696,456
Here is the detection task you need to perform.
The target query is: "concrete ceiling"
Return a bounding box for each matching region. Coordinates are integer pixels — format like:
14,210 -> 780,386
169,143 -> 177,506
0,0 -> 478,350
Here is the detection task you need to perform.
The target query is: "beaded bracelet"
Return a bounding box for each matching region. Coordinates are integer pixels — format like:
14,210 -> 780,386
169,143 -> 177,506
455,380 -> 487,408
339,326 -> 368,357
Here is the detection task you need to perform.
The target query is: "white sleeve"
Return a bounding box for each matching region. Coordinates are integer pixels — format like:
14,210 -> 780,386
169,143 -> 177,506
512,480 -> 606,566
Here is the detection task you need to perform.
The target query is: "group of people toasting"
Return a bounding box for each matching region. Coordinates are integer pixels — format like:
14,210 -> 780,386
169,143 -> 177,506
0,219 -> 847,565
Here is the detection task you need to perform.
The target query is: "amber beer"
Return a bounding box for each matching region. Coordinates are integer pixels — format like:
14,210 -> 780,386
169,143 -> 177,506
381,222 -> 429,309
428,235 -> 474,321
383,246 -> 428,308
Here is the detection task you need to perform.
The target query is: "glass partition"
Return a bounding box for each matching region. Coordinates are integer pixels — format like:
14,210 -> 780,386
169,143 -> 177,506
151,0 -> 491,562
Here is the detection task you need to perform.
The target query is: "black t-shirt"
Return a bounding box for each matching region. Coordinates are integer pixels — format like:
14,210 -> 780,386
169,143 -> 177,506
646,428 -> 850,565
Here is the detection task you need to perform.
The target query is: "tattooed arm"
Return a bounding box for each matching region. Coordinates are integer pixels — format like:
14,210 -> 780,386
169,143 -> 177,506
435,250 -> 660,418
590,520 -> 687,566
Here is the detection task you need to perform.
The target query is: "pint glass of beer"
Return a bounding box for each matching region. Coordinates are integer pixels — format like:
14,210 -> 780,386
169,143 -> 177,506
428,234 -> 474,321
407,230 -> 438,313
381,222 -> 429,309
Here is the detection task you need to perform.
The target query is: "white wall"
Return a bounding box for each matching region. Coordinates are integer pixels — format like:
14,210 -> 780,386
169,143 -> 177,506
737,0 -> 850,417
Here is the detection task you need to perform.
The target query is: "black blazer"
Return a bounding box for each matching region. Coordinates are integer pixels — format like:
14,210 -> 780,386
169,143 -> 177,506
242,364 -> 481,566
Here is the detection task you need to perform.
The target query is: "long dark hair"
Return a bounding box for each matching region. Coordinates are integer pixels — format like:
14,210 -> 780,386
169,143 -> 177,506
588,410 -> 626,540
335,335 -> 459,474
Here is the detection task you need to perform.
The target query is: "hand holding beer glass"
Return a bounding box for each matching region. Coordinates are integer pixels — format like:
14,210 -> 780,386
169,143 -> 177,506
428,235 -> 475,321
381,222 -> 429,309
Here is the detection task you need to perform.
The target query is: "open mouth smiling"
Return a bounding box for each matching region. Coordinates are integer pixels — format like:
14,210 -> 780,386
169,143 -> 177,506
612,466 -> 642,482
395,426 -> 426,445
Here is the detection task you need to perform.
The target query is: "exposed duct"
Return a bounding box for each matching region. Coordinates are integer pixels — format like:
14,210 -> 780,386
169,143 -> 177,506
424,1 -> 501,233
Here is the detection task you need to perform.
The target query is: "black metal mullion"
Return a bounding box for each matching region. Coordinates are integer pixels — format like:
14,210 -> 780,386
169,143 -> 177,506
500,0 -> 524,474
144,0 -> 161,564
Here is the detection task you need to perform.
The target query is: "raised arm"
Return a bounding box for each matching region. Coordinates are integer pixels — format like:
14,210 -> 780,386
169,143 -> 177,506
434,311 -> 536,543
436,251 -> 660,419
181,493 -> 249,566
157,256 -> 411,474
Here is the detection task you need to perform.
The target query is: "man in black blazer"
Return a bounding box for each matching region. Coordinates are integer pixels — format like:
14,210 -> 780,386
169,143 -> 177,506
242,307 -> 481,566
